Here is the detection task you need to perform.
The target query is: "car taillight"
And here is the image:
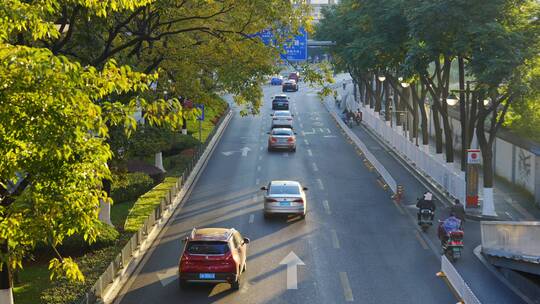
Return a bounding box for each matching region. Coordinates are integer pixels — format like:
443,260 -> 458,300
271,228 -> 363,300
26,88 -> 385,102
287,118 -> 292,121
287,137 -> 295,142
293,198 -> 304,204
266,198 -> 278,202
270,137 -> 277,143
273,118 -> 278,120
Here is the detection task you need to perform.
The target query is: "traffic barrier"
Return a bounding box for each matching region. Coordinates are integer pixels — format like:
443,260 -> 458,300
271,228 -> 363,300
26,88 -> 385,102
74,105 -> 232,304
393,184 -> 405,203
481,221 -> 540,261
361,106 -> 466,204
438,255 -> 481,304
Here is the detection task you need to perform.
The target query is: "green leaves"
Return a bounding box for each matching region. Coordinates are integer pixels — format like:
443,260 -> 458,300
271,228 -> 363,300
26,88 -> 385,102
48,258 -> 84,282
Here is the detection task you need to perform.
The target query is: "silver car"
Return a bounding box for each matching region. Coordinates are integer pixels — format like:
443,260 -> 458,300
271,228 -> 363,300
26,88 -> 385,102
271,110 -> 293,128
267,128 -> 296,152
261,181 -> 308,219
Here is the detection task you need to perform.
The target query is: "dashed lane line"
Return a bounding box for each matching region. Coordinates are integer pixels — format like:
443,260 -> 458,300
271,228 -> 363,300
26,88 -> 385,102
414,230 -> 429,250
322,200 -> 331,215
331,229 -> 340,249
255,178 -> 260,186
339,272 -> 354,302
304,139 -> 309,145
249,214 -> 255,224
312,162 -> 319,172
317,179 -> 325,191
307,149 -> 313,157
257,165 -> 261,172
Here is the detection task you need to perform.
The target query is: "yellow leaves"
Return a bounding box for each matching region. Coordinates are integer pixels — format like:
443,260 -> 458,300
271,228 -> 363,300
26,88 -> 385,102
48,257 -> 85,282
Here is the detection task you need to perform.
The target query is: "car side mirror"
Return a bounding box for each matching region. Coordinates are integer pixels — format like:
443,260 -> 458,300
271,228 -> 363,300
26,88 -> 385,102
303,187 -> 308,191
291,114 -> 295,117
243,237 -> 250,245
266,132 -> 270,134
260,186 -> 267,191
270,114 -> 273,116
182,236 -> 188,243
294,132 -> 297,135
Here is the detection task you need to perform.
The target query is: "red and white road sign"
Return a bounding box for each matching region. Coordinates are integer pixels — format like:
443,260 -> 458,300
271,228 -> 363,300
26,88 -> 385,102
467,149 -> 481,164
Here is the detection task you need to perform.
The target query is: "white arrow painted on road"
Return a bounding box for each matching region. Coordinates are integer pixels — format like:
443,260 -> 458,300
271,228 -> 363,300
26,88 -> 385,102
279,251 -> 305,290
240,147 -> 251,157
222,147 -> 250,157
156,267 -> 177,286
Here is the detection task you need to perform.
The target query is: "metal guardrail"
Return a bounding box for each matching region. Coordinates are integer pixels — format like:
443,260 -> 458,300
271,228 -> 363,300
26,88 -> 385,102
481,221 -> 540,261
439,255 -> 482,304
75,105 -> 231,304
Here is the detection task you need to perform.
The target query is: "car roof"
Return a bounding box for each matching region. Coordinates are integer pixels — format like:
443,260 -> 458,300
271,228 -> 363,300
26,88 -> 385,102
269,180 -> 301,187
189,228 -> 235,241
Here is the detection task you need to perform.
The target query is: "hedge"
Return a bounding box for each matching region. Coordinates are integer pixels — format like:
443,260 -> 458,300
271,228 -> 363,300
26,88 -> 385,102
110,172 -> 154,204
123,177 -> 179,232
59,222 -> 120,254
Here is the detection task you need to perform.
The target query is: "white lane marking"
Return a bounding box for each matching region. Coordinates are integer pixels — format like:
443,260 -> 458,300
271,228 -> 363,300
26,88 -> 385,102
326,128 -> 331,134
414,230 -> 429,250
304,139 -> 309,145
259,155 -> 263,161
297,116 -> 302,122
330,229 -> 340,249
323,135 -> 337,138
323,200 -> 331,215
317,179 -> 324,190
312,162 -> 319,172
260,146 -> 263,151
307,149 -> 313,157
505,197 -> 535,220
249,214 -> 255,224
319,128 -> 324,133
299,123 -> 304,128
339,272 -> 354,302
257,165 -> 261,172
252,194 -> 258,203
255,178 -> 260,185
284,152 -> 289,157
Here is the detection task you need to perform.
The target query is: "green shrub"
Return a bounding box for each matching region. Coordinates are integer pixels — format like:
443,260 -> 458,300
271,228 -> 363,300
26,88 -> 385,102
124,177 -> 179,232
39,237 -> 126,304
60,222 -> 119,254
163,133 -> 199,156
111,172 -> 154,204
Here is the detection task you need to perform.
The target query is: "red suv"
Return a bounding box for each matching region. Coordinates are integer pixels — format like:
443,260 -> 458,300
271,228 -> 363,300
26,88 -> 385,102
178,228 -> 250,290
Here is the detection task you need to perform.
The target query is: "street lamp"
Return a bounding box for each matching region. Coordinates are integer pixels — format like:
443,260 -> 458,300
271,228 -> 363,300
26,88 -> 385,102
446,93 -> 459,106
378,75 -> 386,82
400,81 -> 410,88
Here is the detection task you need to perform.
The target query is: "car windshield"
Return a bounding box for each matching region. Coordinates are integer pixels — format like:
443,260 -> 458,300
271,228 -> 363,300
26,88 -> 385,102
186,241 -> 230,254
272,130 -> 293,136
274,112 -> 290,117
269,185 -> 300,195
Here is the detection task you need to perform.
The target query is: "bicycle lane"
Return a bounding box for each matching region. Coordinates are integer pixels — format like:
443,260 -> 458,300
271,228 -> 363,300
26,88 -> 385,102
324,99 -> 526,304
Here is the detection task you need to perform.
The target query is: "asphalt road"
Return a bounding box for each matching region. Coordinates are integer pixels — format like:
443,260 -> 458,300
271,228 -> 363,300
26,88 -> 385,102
113,83 -> 461,304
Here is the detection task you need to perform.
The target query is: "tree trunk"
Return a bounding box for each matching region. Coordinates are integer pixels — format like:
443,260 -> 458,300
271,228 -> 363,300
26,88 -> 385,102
476,118 -> 496,215
0,242 -> 13,304
374,78 -> 382,112
155,151 -> 165,172
98,178 -> 113,225
384,81 -> 391,121
432,102 -> 443,154
458,56 -> 468,171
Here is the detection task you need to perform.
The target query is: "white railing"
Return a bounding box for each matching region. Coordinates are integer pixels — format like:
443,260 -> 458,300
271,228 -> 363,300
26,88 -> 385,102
481,221 -> 540,260
362,107 -> 466,204
440,255 -> 482,304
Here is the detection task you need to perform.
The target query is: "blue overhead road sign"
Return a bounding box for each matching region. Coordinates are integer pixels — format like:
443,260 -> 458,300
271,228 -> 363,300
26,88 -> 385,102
255,28 -> 308,61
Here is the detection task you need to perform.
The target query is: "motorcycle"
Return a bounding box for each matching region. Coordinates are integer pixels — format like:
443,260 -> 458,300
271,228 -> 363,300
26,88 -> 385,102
418,209 -> 433,232
441,229 -> 464,262
354,112 -> 362,126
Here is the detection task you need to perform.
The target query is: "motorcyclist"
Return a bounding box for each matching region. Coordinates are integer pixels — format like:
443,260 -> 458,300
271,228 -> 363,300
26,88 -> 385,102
451,199 -> 466,222
354,109 -> 362,124
416,191 -> 435,224
438,213 -> 462,247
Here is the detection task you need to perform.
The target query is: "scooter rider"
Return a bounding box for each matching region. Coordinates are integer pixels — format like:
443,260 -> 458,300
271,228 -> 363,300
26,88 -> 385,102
451,199 -> 466,222
416,191 -> 435,224
438,213 -> 462,247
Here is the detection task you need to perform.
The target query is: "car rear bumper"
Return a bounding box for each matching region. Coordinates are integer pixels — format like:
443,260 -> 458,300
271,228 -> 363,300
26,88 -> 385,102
179,272 -> 237,283
269,143 -> 295,150
264,205 -> 305,214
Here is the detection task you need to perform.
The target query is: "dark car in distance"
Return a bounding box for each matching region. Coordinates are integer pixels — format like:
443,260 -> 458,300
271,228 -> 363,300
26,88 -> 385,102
272,94 -> 289,110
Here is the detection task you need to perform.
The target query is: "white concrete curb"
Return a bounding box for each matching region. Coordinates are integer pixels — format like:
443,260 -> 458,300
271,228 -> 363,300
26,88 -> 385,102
101,109 -> 234,304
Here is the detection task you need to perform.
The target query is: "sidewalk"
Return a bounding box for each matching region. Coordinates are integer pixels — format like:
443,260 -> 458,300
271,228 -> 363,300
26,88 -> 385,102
333,78 -> 540,222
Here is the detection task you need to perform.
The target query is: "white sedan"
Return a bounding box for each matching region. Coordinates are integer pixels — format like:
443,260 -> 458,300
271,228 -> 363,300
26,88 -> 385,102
271,110 -> 294,129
